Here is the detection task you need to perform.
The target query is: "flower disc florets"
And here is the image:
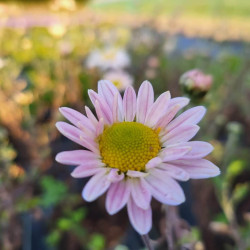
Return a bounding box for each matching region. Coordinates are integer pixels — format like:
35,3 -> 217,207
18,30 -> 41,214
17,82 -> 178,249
99,122 -> 161,172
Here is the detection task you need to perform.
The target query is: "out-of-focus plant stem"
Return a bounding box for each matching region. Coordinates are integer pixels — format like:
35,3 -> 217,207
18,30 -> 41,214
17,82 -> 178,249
164,205 -> 174,250
220,122 -> 245,250
205,64 -> 248,139
141,234 -> 154,250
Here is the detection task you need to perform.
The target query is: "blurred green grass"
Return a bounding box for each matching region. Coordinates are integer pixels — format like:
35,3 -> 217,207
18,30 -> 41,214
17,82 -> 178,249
90,0 -> 250,18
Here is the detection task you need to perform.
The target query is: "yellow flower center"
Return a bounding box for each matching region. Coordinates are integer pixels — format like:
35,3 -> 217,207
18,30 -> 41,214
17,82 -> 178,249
99,122 -> 161,172
112,80 -> 122,88
103,51 -> 116,60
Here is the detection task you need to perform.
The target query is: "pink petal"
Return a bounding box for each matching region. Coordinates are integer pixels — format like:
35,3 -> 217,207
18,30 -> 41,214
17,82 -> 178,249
166,106 -> 206,132
161,145 -> 192,162
59,107 -> 95,133
158,163 -> 190,181
156,104 -> 182,129
56,121 -> 83,145
55,150 -> 100,165
179,141 -> 214,159
94,100 -> 104,122
161,125 -> 200,146
82,170 -> 110,202
71,163 -> 104,178
79,133 -> 100,154
145,91 -> 171,128
94,100 -> 111,125
145,168 -> 185,205
146,157 -> 162,170
85,106 -> 98,127
127,197 -> 152,235
98,80 -> 123,121
106,180 -> 130,215
136,80 -> 154,124
96,118 -> 104,137
129,178 -> 151,209
112,93 -> 119,123
169,97 -> 190,109
123,86 -> 136,122
171,159 -> 220,179
126,170 -> 149,178
56,122 -> 97,151
106,169 -> 124,183
88,90 -> 113,124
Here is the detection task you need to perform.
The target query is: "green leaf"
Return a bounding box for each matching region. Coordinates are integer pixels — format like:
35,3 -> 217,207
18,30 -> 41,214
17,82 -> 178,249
57,218 -> 73,231
70,208 -> 86,223
46,230 -> 61,246
40,176 -> 68,207
232,183 -> 250,204
213,212 -> 229,224
87,234 -> 105,250
226,160 -> 247,181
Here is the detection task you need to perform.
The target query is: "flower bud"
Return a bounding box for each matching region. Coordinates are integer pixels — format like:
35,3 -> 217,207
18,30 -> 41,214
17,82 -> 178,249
179,69 -> 213,100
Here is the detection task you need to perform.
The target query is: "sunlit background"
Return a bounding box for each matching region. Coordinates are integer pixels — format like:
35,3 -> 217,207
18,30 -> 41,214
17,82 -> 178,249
1,0 -> 250,249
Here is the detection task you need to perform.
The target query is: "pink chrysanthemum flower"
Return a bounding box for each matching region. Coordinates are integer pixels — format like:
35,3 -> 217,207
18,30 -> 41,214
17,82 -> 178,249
56,80 -> 220,235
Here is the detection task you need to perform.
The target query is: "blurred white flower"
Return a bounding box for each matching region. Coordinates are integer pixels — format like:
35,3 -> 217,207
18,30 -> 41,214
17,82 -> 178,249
48,24 -> 66,38
163,36 -> 177,54
133,28 -> 156,49
50,0 -> 76,11
13,91 -> 34,105
103,70 -> 133,91
0,58 -> 7,69
86,47 -> 130,70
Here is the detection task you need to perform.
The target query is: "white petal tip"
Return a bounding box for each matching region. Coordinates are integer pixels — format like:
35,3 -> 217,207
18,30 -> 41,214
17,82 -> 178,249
166,91 -> 171,98
182,97 -> 190,104
55,153 -> 63,163
70,172 -> 78,178
71,169 -> 84,178
194,167 -> 221,179
127,170 -> 149,178
198,106 -> 207,120
210,167 -> 221,177
146,157 -> 162,169
58,106 -> 67,112
208,143 -> 214,152
82,190 -> 94,202
107,210 -> 116,216
55,122 -> 62,130
142,80 -> 152,84
137,228 -> 151,235
166,196 -> 186,206
88,89 -> 95,97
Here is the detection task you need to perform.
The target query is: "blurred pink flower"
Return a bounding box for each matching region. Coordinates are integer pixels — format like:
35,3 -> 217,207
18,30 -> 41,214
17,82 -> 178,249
180,69 -> 213,92
145,69 -> 157,79
147,56 -> 159,68
59,41 -> 74,56
103,70 -> 133,91
56,80 -> 220,235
